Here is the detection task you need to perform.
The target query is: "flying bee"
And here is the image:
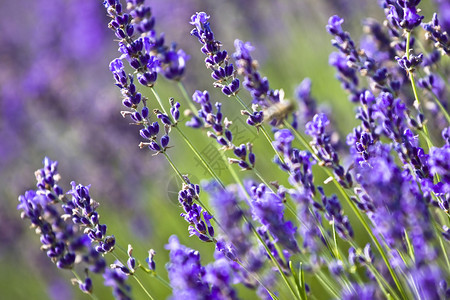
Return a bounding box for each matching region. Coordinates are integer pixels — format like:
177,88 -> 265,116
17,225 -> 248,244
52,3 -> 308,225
263,99 -> 296,126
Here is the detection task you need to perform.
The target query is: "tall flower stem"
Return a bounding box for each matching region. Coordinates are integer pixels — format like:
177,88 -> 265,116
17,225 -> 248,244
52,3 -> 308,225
248,220 -> 301,300
213,134 -> 305,298
405,31 -> 433,149
427,89 -> 450,124
150,87 -> 225,189
177,81 -> 199,114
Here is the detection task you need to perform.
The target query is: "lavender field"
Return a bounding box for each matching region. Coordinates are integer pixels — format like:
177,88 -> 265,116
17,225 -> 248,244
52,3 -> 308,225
2,0 -> 450,299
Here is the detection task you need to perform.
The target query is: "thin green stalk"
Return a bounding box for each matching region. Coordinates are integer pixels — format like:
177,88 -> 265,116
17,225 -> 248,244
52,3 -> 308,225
253,168 -> 273,190
405,31 -> 433,150
427,86 -> 450,124
116,244 -> 172,290
176,81 -> 342,298
177,81 -> 199,114
348,241 -> 400,300
431,213 -> 450,271
216,146 -> 304,297
314,271 -> 340,299
133,274 -> 155,300
151,87 -> 225,188
154,275 -> 172,289
232,89 -> 405,297
233,93 -> 251,111
162,152 -> 185,184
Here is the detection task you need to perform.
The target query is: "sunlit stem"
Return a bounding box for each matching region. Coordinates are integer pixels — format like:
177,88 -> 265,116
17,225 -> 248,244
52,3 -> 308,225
405,31 -> 433,150
151,87 -> 225,188
177,81 -> 199,114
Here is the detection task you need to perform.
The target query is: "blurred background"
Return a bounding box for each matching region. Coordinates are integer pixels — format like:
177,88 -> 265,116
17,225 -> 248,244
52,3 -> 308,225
0,0 -> 442,299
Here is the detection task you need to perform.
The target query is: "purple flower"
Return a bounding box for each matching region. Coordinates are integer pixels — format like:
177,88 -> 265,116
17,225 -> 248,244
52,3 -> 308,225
341,283 -> 377,300
165,235 -> 211,299
249,183 -> 299,254
205,251 -> 239,300
178,177 -> 215,243
189,12 -> 210,30
190,12 -> 240,96
17,158 -> 127,296
326,15 -> 344,35
386,1 -> 424,31
429,145 -> 450,193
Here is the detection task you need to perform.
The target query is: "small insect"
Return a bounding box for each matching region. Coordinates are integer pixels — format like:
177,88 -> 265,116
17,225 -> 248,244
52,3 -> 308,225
263,90 -> 296,126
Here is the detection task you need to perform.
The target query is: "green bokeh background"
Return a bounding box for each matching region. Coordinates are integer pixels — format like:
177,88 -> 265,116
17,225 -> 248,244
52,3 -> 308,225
1,0 -> 441,299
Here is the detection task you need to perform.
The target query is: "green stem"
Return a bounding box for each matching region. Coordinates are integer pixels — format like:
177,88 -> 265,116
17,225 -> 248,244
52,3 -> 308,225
405,31 -> 433,150
154,275 -> 172,290
151,87 -> 225,188
234,93 -> 251,111
176,81 -> 340,298
110,252 -> 154,300
314,272 -> 340,299
427,86 -> 450,124
348,241 -> 400,300
133,274 -> 155,300
163,152 -> 185,184
117,247 -> 172,290
177,81 -> 199,114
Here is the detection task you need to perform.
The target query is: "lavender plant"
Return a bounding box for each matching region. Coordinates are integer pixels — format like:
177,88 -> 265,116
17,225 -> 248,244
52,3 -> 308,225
15,0 -> 450,299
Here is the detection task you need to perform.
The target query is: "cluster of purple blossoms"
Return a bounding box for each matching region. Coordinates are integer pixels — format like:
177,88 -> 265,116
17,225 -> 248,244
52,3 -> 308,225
110,58 -> 173,154
384,0 -> 424,32
104,0 -> 188,83
204,181 -> 269,293
248,183 -> 299,255
423,13 -> 450,55
233,40 -> 291,127
190,12 -> 240,96
186,90 -> 234,147
306,113 -> 353,188
18,158 -> 130,297
165,235 -> 239,299
178,177 -> 215,243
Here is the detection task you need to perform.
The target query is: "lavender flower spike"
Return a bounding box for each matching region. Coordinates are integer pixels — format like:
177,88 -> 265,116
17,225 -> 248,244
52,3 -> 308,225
165,235 -> 211,299
190,12 -> 240,96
